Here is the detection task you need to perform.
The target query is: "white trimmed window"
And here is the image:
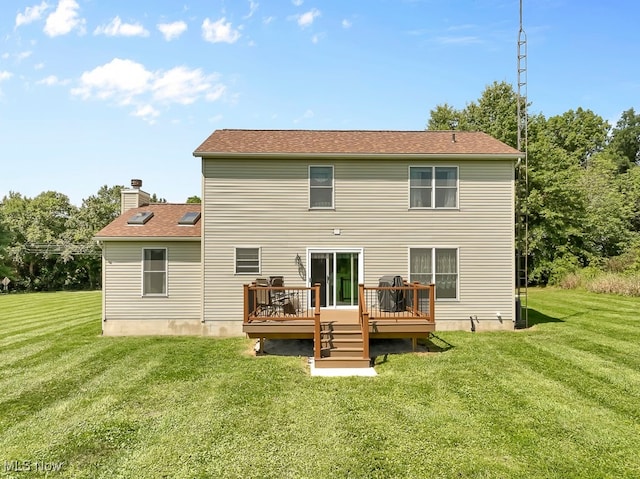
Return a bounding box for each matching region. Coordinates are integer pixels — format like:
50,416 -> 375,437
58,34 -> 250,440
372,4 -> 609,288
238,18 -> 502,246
235,247 -> 260,274
143,248 -> 167,296
409,247 -> 458,300
409,166 -> 458,208
309,166 -> 334,209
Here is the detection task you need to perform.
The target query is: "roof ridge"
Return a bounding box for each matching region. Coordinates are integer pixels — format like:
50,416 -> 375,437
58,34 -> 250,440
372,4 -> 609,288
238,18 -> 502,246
218,129 -> 479,133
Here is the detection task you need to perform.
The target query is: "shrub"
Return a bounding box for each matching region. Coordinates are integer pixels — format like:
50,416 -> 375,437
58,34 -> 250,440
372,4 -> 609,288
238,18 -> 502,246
585,273 -> 640,296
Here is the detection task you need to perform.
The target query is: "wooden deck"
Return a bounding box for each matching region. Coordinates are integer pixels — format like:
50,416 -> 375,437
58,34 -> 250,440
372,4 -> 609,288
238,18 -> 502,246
243,282 -> 435,368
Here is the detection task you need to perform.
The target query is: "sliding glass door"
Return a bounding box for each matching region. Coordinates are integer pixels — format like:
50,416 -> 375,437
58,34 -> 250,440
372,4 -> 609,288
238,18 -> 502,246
309,249 -> 362,308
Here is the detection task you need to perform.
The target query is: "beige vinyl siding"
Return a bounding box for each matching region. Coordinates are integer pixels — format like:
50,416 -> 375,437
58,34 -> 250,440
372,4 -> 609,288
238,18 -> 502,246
103,241 -> 201,322
203,158 -> 514,332
121,190 -> 151,214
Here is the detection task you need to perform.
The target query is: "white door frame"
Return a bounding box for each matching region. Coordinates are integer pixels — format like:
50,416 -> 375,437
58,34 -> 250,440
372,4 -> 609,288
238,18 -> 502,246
306,248 -> 364,309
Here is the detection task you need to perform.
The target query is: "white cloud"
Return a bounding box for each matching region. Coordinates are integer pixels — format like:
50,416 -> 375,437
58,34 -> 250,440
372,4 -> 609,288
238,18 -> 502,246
44,0 -> 85,37
152,66 -> 219,105
16,51 -> 33,61
94,16 -> 149,37
72,58 -> 153,103
311,33 -> 324,44
205,84 -> 226,102
296,8 -> 320,28
16,2 -> 49,28
263,16 -> 275,25
34,62 -> 45,70
292,0 -> 303,5
37,74 -> 69,86
202,17 -> 241,44
244,1 -> 259,19
342,19 -> 352,29
71,58 -> 226,120
0,71 -> 12,96
132,104 -> 160,123
157,21 -> 187,41
436,35 -> 481,45
294,109 -> 314,123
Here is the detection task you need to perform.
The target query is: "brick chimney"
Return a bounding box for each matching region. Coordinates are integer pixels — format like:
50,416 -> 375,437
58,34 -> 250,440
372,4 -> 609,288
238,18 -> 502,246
121,179 -> 151,214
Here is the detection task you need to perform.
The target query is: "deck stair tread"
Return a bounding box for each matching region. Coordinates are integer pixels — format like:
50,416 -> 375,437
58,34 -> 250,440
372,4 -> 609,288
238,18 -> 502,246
318,320 -> 368,366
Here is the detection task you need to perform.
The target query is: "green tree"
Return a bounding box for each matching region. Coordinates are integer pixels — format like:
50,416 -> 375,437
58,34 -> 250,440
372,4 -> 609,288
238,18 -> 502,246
426,81 -> 522,148
526,127 -> 589,283
67,185 -> 123,288
0,215 -> 11,278
186,195 -> 201,204
609,107 -> 640,172
545,108 -> 610,167
580,151 -> 635,258
464,81 -> 520,148
1,191 -> 78,290
426,103 -> 463,130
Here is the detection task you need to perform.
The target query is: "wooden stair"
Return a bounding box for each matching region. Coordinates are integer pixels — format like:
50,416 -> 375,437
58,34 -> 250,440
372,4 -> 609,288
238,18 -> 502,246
314,322 -> 371,369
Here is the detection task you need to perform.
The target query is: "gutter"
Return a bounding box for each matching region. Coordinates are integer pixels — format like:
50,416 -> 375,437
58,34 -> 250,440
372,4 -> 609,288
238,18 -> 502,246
93,237 -> 201,242
192,151 -> 522,161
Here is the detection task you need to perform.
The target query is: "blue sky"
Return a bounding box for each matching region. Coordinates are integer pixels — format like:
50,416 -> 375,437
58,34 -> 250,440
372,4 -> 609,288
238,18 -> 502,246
1,0 -> 638,205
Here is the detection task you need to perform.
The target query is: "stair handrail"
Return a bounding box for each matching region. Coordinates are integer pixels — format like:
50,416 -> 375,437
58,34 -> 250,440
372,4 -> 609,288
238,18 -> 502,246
359,283 -> 370,359
313,283 -> 321,360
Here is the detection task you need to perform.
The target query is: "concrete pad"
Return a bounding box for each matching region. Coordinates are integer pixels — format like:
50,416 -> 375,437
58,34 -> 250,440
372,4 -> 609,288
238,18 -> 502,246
308,358 -> 377,377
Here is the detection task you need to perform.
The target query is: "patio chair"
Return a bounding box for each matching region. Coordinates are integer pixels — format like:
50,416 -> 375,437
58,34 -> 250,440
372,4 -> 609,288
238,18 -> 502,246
269,276 -> 284,287
254,278 -> 272,316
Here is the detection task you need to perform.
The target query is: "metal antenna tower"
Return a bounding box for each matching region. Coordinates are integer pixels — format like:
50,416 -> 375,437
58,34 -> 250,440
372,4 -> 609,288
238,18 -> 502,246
516,0 -> 529,328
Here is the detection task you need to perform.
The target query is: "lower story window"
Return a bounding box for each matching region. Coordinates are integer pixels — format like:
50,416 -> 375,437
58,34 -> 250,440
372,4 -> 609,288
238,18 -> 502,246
143,248 -> 167,295
235,247 -> 260,274
409,247 -> 458,300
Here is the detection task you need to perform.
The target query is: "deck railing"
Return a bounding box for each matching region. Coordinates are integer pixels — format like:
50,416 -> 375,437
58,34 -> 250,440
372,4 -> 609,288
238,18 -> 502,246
243,283 -> 322,359
358,282 -> 434,360
244,281 -> 434,362
359,282 -> 435,320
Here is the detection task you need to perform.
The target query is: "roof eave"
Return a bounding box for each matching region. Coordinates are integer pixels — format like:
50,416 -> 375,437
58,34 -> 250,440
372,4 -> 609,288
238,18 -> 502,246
193,152 -> 522,160
94,236 -> 201,242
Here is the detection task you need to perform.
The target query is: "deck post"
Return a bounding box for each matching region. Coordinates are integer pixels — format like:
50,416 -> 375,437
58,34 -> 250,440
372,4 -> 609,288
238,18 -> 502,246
243,283 -> 249,323
429,283 -> 435,322
362,311 -> 370,360
313,283 -> 321,360
358,283 -> 369,359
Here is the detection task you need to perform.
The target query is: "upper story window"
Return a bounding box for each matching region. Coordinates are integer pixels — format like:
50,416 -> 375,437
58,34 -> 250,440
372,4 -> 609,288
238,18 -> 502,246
235,247 -> 260,274
309,166 -> 334,209
409,166 -> 458,209
143,248 -> 167,296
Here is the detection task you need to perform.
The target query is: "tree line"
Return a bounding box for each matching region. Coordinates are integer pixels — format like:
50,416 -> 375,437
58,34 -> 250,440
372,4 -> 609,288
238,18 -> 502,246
0,186 -> 121,291
427,81 -> 640,285
1,82 -> 638,290
0,185 -> 200,291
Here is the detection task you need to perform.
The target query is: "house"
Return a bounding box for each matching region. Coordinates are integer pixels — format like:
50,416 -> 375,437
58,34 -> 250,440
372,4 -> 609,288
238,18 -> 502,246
95,192 -> 202,335
96,130 -> 521,345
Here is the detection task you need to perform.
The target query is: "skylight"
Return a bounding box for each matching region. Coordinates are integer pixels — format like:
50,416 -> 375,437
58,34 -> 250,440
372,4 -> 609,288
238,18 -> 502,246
127,211 -> 154,225
178,211 -> 201,225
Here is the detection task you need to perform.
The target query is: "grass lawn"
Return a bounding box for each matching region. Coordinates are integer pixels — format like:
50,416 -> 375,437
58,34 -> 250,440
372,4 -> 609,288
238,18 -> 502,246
1,289 -> 639,478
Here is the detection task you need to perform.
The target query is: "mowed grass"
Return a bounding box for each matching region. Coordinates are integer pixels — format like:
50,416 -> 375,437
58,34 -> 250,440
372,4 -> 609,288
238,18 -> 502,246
1,290 -> 640,478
